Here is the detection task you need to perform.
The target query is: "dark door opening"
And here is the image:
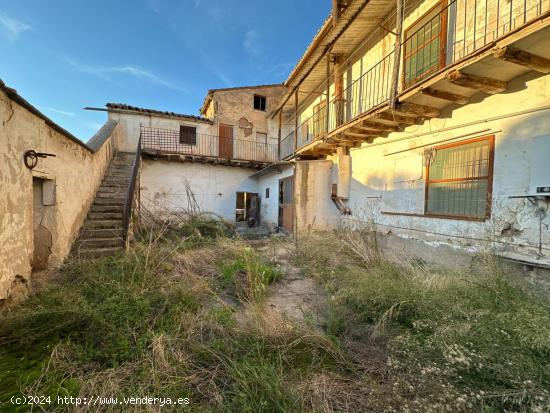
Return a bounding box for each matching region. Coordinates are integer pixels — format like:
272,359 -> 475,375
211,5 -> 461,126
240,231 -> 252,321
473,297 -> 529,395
32,177 -> 54,271
236,192 -> 260,227
278,176 -> 294,233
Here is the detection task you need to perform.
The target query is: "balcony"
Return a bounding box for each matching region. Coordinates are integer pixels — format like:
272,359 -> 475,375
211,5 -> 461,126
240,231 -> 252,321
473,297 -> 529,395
283,0 -> 550,158
141,126 -> 278,168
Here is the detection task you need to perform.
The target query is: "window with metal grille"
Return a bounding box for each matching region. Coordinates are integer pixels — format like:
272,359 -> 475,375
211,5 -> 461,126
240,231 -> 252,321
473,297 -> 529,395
403,4 -> 446,88
179,125 -> 197,145
425,136 -> 494,220
254,95 -> 267,111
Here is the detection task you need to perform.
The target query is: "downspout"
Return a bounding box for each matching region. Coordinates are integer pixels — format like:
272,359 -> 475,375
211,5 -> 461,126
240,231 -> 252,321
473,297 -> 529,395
332,146 -> 352,215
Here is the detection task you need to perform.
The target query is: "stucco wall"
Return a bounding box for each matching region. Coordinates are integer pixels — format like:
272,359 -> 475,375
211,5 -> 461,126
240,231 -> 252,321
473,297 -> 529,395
213,86 -> 285,160
294,160 -> 339,233
140,160 -> 259,222
333,72 -> 550,262
108,111 -> 214,153
0,90 -> 121,301
256,164 -> 295,229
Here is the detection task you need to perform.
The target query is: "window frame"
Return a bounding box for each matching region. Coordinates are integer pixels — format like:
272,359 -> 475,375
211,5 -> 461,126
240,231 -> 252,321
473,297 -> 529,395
253,94 -> 267,111
402,0 -> 448,89
179,125 -> 197,146
424,135 -> 495,221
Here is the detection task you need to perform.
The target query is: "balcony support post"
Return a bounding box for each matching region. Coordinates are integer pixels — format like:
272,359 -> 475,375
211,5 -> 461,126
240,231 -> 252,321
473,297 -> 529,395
294,88 -> 299,153
277,109 -> 282,160
325,51 -> 331,134
389,0 -> 404,109
333,54 -> 345,127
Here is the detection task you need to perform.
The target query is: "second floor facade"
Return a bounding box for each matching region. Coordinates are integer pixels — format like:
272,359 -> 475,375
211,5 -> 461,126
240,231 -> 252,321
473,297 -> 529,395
273,0 -> 550,159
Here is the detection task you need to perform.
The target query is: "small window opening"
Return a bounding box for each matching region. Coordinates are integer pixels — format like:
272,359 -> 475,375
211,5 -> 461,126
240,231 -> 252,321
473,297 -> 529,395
253,95 -> 267,111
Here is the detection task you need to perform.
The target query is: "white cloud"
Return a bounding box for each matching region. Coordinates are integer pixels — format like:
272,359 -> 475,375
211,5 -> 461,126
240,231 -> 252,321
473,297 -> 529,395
40,106 -> 75,117
65,58 -> 187,92
0,13 -> 32,41
243,30 -> 260,56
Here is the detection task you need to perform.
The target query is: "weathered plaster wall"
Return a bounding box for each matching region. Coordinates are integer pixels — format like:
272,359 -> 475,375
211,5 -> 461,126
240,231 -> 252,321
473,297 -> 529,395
294,160 -> 339,233
213,86 -> 285,160
333,72 -> 550,263
256,164 -> 295,229
140,160 -> 259,222
0,90 -> 121,301
108,111 -> 214,153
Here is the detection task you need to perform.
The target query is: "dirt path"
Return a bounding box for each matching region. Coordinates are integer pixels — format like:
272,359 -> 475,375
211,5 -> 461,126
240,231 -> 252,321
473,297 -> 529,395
252,239 -> 328,329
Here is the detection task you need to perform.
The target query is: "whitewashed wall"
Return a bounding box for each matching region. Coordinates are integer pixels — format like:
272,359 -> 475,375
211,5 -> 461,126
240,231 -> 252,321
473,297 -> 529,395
256,164 -> 295,228
333,72 -> 550,262
108,111 -> 214,153
140,160 -> 259,222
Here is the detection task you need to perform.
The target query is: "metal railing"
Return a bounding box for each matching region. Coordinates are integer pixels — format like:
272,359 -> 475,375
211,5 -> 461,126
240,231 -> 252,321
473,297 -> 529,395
141,126 -> 277,163
280,130 -> 295,159
288,0 -> 549,155
123,136 -> 141,246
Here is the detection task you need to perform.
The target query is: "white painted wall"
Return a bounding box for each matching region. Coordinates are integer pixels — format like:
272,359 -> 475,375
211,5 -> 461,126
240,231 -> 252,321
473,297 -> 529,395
140,160 -> 259,222
332,72 -> 550,263
257,164 -> 295,228
108,111 -> 214,153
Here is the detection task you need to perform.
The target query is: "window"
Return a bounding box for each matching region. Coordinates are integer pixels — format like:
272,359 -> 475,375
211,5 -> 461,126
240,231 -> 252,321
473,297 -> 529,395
266,188 -> 270,198
179,125 -> 197,145
256,132 -> 267,144
253,95 -> 267,111
425,136 -> 494,220
403,4 -> 446,87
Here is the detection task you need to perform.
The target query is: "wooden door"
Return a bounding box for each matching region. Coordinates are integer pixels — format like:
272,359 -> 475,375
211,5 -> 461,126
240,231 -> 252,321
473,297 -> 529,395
278,177 -> 294,233
219,124 -> 233,159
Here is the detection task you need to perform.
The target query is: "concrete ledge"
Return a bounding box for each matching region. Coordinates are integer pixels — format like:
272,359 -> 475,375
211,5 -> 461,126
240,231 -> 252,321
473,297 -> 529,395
87,120 -> 119,152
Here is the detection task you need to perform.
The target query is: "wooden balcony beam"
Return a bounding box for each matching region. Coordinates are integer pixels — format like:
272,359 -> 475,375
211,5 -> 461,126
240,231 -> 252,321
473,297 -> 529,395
359,121 -> 399,132
374,112 -> 421,125
447,70 -> 507,94
420,87 -> 469,104
493,46 -> 550,73
394,102 -> 440,118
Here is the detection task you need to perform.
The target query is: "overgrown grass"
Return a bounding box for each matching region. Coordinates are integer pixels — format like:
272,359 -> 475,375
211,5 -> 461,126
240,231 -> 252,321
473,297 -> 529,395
0,220 -> 342,412
295,230 -> 550,412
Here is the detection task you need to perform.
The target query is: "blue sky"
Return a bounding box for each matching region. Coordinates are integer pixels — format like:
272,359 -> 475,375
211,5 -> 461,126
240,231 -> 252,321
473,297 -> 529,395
0,0 -> 330,141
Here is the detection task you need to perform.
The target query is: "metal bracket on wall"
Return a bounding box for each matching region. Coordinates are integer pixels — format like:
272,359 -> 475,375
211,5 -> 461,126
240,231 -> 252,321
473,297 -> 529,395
24,150 -> 56,170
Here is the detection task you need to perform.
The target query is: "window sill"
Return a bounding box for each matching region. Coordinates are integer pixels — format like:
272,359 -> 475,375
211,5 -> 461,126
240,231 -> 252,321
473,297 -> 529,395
381,211 -> 488,222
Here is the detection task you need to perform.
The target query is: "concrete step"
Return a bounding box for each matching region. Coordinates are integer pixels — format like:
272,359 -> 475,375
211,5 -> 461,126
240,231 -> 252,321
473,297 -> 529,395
96,191 -> 126,198
79,237 -> 123,248
85,219 -> 122,229
97,186 -> 128,193
88,212 -> 122,220
77,247 -> 123,258
94,197 -> 125,206
81,228 -> 123,238
101,181 -> 130,187
91,204 -> 123,213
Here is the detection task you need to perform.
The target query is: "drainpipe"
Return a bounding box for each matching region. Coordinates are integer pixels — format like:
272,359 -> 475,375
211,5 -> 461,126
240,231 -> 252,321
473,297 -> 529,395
332,146 -> 352,215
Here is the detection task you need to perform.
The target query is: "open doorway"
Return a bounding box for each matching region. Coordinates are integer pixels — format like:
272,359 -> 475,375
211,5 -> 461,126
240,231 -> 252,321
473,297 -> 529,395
32,177 -> 55,271
236,192 -> 260,227
278,176 -> 294,233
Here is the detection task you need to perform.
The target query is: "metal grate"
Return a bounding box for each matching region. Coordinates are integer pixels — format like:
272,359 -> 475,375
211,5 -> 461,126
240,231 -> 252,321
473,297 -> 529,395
425,136 -> 494,219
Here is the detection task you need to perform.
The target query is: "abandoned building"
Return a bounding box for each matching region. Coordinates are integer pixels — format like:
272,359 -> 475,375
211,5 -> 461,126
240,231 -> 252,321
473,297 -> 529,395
1,0 -> 550,302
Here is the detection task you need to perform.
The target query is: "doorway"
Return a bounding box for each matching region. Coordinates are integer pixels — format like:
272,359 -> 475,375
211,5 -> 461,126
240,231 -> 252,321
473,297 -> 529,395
32,178 -> 54,270
236,192 -> 260,227
219,123 -> 233,159
278,176 -> 294,233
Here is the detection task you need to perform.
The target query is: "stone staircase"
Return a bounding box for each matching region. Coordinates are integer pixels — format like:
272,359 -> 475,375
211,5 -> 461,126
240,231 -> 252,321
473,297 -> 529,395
74,152 -> 135,258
